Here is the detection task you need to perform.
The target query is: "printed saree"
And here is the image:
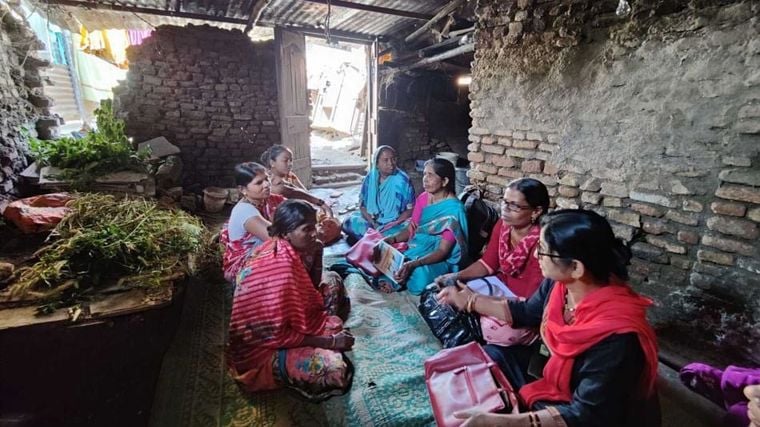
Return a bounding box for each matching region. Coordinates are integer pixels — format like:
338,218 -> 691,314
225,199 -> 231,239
227,239 -> 352,400
402,197 -> 469,295
341,165 -> 415,242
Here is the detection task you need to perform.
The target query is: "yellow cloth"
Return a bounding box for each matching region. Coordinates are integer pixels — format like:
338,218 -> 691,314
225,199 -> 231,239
104,29 -> 130,67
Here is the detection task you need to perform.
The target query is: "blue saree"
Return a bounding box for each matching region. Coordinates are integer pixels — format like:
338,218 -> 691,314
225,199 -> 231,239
342,166 -> 415,242
403,197 -> 469,295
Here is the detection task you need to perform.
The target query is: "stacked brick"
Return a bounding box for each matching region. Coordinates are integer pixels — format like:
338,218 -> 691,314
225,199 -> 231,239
114,25 -> 280,188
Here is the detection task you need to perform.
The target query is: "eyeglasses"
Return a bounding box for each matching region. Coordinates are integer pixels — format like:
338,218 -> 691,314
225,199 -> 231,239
536,251 -> 566,259
501,200 -> 533,212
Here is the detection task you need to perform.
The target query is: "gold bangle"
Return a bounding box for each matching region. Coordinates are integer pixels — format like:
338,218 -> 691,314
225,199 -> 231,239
330,335 -> 336,349
465,293 -> 475,313
528,412 -> 536,427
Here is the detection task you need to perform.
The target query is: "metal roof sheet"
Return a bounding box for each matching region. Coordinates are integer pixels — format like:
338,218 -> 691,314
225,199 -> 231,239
46,0 -> 453,39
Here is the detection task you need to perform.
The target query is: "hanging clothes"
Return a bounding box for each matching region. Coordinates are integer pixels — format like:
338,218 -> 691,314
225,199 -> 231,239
104,29 -> 130,67
127,29 -> 153,46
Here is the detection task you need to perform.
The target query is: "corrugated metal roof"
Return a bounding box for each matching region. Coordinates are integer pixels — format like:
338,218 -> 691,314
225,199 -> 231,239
47,0 -> 453,39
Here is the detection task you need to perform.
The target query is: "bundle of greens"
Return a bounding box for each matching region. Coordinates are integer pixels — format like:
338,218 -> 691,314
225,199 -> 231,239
8,194 -> 208,311
29,101 -> 148,188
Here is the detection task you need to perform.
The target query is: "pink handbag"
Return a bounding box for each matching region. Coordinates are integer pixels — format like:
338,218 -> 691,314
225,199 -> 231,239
480,315 -> 538,347
425,341 -> 519,427
345,228 -> 384,277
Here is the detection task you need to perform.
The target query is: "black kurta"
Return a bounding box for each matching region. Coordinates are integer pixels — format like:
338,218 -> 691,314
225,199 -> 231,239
483,279 -> 661,427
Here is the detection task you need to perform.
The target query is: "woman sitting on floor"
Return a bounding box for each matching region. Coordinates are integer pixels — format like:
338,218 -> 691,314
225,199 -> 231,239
438,209 -> 660,427
220,162 -> 285,283
261,145 -> 342,245
381,158 -> 468,295
261,144 -> 335,216
341,145 -> 415,244
434,178 -> 549,346
227,200 -> 353,400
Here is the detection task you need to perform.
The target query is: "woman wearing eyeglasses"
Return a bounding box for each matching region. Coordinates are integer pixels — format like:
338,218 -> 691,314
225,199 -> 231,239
438,210 -> 660,427
433,178 -> 549,346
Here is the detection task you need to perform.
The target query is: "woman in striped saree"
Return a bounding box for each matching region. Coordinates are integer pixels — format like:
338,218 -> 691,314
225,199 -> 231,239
227,200 -> 353,401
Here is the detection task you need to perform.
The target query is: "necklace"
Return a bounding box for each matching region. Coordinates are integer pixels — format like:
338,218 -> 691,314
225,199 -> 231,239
564,292 -> 576,312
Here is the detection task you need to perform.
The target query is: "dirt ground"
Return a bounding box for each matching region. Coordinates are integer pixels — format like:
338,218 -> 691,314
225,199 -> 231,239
310,130 -> 366,167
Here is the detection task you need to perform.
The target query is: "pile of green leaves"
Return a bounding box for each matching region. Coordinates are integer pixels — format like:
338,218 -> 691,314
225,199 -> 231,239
8,194 -> 208,311
29,100 -> 148,187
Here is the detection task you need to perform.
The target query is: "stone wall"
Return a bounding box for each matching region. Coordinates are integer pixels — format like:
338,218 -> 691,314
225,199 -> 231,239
0,5 -> 52,200
114,25 -> 280,188
469,0 -> 759,362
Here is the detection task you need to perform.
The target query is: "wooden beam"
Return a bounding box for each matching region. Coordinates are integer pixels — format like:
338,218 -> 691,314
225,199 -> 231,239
47,0 -> 249,25
174,0 -> 181,13
401,43 -> 473,71
417,34 -> 465,57
404,0 -> 466,44
300,0 -> 433,21
270,24 -> 380,43
244,0 -> 272,33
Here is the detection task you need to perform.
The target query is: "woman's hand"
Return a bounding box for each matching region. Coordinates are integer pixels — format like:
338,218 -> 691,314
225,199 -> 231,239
434,272 -> 459,288
747,384 -> 760,426
320,201 -> 334,218
331,330 -> 355,351
393,260 -> 416,283
436,281 -> 472,311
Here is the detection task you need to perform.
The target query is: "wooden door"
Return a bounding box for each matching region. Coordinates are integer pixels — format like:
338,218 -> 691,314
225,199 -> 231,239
275,28 -> 311,187
366,40 -> 380,158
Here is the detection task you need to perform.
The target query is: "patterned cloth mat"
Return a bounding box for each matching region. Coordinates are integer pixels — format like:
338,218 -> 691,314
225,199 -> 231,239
150,271 -> 442,427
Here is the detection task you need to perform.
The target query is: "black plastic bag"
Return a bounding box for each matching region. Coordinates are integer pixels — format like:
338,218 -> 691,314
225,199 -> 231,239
418,283 -> 483,348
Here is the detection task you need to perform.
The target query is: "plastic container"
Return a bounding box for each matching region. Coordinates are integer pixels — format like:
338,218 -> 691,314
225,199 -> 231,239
436,152 -> 459,167
202,187 -> 228,212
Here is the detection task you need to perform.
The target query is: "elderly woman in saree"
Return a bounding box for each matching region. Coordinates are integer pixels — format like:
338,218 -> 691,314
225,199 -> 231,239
380,158 -> 468,295
227,200 -> 353,400
341,145 -> 415,244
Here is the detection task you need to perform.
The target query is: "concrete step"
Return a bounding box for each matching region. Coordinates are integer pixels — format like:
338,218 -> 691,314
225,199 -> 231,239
311,179 -> 363,189
312,172 -> 364,186
312,163 -> 367,176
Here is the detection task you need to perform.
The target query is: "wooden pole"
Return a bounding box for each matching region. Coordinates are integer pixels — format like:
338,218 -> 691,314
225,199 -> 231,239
401,43 -> 474,71
244,0 -> 272,33
301,0 -> 433,21
404,0 -> 467,44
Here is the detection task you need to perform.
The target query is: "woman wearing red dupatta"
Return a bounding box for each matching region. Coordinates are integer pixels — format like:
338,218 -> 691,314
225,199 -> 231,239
433,178 -> 550,347
227,200 -> 353,401
439,210 -> 660,427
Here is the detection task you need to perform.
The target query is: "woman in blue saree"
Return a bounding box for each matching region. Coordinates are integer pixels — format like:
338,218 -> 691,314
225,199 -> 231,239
383,158 -> 468,295
341,146 -> 415,244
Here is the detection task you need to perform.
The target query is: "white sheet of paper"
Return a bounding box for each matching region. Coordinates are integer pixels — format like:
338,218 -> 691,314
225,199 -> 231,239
466,276 -> 517,298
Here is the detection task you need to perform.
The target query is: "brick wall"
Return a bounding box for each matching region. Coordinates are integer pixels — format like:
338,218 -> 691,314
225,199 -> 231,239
114,25 -> 280,188
469,0 -> 759,362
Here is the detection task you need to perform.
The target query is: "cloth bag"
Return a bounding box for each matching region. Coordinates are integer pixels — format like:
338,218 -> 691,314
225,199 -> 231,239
425,341 -> 519,427
418,284 -> 483,348
345,228 -> 384,277
466,277 -> 537,347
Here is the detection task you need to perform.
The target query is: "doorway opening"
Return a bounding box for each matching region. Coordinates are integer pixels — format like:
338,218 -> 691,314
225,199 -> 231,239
305,37 -> 369,188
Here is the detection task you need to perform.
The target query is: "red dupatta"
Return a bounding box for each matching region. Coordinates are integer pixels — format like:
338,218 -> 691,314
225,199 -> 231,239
519,282 -> 659,407
227,238 -> 329,382
498,223 -> 540,277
